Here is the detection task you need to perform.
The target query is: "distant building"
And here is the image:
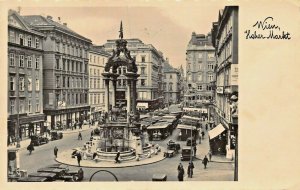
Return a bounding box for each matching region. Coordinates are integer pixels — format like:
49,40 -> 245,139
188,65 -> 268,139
88,45 -> 110,119
7,10 -> 45,141
23,14 -> 92,129
103,38 -> 164,111
211,6 -> 239,158
185,32 -> 216,108
163,58 -> 181,105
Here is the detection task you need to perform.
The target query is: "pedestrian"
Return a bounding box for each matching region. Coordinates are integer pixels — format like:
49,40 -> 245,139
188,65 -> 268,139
187,161 -> 194,178
193,146 -> 197,157
177,163 -> 184,181
54,146 -> 58,158
115,151 -> 121,163
205,124 -> 208,131
76,152 -> 82,166
75,168 -> 84,181
91,130 -> 94,137
208,150 -> 212,161
201,131 -> 205,139
78,132 -> 82,140
27,142 -> 34,155
202,155 -> 209,169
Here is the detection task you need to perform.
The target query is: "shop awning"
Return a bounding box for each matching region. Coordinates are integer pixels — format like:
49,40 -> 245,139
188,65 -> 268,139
208,123 -> 226,139
177,124 -> 197,130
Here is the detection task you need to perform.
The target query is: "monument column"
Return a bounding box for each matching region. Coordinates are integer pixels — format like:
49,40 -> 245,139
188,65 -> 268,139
126,77 -> 132,123
111,77 -> 117,108
132,77 -> 138,115
104,77 -> 110,112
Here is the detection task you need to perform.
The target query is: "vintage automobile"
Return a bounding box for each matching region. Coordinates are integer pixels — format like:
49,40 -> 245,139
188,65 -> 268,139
17,176 -> 50,182
152,174 -> 167,181
186,137 -> 197,146
181,146 -> 193,161
30,135 -> 49,146
167,140 -> 181,153
28,172 -> 56,181
50,130 -> 63,141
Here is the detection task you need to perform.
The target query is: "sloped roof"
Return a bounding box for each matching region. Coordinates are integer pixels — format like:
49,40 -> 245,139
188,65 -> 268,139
23,15 -> 91,42
8,9 -> 44,36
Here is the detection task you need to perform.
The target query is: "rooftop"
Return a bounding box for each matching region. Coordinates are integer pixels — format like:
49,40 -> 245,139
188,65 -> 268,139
22,15 -> 91,42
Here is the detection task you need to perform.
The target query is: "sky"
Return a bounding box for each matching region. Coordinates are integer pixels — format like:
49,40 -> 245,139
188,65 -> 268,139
15,2 -> 224,69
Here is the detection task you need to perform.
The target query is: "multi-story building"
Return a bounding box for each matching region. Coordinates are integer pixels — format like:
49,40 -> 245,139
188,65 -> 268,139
88,45 -> 110,120
7,10 -> 45,141
163,58 -> 181,105
211,6 -> 239,158
185,32 -> 216,108
23,15 -> 92,129
103,38 -> 164,111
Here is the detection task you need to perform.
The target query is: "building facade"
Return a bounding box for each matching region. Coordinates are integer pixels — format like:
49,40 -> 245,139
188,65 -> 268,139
23,15 -> 92,129
88,46 -> 110,120
163,58 -> 181,105
7,10 -> 45,141
103,39 -> 164,111
211,6 -> 239,158
185,32 -> 216,108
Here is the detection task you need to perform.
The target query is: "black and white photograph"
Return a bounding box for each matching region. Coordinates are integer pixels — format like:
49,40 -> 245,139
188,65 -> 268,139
1,0 -> 300,189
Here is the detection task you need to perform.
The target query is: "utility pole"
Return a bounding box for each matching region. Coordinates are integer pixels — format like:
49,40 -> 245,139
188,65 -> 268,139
16,59 -> 21,148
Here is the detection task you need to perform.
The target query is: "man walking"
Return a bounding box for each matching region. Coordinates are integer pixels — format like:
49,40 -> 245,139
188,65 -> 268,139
115,151 -> 121,163
202,155 -> 209,169
78,132 -> 82,140
54,146 -> 58,158
76,152 -> 82,166
187,161 -> 194,178
193,146 -> 197,157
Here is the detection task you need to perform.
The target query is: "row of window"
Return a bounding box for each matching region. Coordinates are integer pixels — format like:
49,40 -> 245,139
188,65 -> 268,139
56,42 -> 88,58
56,76 -> 88,89
9,98 -> 40,115
9,53 -> 40,69
90,93 -> 104,105
187,63 -> 214,71
187,74 -> 214,82
57,93 -> 88,106
90,68 -> 102,76
56,58 -> 87,73
9,31 -> 40,49
90,78 -> 103,89
187,52 -> 215,60
9,76 -> 40,91
89,54 -> 107,65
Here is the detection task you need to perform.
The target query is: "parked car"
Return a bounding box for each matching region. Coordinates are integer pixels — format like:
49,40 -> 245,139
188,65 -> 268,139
186,137 -> 197,146
30,135 -> 49,146
181,146 -> 193,161
50,131 -> 63,141
167,140 -> 181,153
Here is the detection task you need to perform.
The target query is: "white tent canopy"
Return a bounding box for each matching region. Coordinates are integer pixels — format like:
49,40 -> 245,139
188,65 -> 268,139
208,123 -> 226,139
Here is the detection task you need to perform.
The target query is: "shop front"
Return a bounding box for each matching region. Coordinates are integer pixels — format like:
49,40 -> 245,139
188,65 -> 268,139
44,106 -> 90,130
7,113 -> 45,142
208,123 -> 227,155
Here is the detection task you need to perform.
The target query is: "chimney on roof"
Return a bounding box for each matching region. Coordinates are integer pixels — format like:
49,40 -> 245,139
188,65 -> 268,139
63,23 -> 67,27
47,15 -> 53,20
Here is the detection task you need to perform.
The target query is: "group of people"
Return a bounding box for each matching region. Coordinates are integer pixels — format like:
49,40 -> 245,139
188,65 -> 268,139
177,155 -> 210,181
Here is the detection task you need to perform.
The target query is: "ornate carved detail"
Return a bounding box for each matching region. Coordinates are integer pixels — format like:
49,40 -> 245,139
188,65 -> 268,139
104,22 -> 138,74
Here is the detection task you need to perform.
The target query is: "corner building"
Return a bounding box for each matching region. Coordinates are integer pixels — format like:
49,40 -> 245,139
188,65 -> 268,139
185,33 -> 216,108
8,10 -> 45,140
211,6 -> 239,158
23,15 -> 92,129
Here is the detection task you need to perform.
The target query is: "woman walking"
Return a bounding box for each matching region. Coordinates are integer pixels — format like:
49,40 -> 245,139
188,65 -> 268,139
202,155 -> 209,169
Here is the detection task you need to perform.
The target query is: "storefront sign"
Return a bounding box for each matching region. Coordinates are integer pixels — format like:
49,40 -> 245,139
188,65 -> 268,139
231,64 -> 238,85
216,86 -> 224,94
